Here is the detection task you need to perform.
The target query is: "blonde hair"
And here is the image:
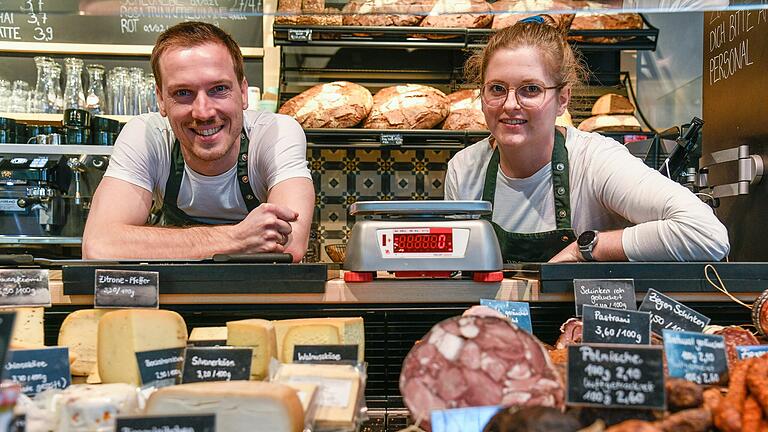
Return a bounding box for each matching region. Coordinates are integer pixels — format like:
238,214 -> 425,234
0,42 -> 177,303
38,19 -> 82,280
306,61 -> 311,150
465,21 -> 586,89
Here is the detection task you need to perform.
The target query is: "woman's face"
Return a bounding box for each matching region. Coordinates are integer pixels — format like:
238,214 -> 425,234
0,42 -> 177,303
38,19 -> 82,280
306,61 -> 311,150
481,46 -> 570,151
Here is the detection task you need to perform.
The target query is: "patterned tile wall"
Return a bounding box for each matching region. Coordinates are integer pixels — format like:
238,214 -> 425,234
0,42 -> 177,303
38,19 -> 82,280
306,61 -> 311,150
308,148 -> 459,262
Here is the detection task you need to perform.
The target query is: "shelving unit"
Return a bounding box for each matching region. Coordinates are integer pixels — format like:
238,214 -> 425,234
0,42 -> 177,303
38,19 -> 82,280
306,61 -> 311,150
0,144 -> 113,155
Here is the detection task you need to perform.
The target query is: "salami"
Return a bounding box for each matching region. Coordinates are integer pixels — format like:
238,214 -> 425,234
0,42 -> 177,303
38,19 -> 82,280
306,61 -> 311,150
703,325 -> 759,364
400,315 -> 563,430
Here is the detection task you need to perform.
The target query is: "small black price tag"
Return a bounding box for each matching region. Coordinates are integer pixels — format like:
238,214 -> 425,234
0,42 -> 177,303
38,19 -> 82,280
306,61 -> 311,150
2,347 -> 71,396
573,279 -> 636,316
380,133 -> 404,146
293,344 -> 359,363
94,269 -> 159,309
663,330 -> 728,385
582,305 -> 651,345
566,343 -> 665,410
0,269 -> 50,307
181,347 -> 252,384
136,347 -> 185,388
639,289 -> 710,334
0,311 -> 16,367
116,414 -> 215,432
288,28 -> 312,41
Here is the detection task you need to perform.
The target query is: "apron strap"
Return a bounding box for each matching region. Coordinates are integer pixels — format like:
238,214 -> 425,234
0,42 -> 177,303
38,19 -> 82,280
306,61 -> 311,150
551,129 -> 572,230
236,130 -> 259,212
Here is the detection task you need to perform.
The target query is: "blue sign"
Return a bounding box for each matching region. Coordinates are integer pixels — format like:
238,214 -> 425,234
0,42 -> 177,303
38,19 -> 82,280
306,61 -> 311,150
2,347 -> 71,396
431,405 -> 501,432
480,300 -> 533,333
663,330 -> 728,385
736,345 -> 768,359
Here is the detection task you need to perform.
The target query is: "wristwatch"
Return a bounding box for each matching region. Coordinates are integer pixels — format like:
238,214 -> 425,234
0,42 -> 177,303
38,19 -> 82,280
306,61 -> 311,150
577,230 -> 599,261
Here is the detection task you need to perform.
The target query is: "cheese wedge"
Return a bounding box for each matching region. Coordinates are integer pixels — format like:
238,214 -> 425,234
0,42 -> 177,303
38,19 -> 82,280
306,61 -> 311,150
145,381 -> 304,432
189,326 -> 228,342
56,383 -> 141,432
226,319 -> 276,380
273,363 -> 362,429
274,317 -> 365,363
97,309 -> 187,386
1,307 -> 44,347
58,309 -> 111,376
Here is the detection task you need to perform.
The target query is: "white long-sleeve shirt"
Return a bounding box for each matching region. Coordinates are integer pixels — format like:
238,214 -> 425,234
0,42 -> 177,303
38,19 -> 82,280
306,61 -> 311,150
444,126 -> 730,261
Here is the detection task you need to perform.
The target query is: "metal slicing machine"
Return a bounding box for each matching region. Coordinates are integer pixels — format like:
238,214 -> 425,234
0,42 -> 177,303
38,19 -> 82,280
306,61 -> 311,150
343,200 -> 503,283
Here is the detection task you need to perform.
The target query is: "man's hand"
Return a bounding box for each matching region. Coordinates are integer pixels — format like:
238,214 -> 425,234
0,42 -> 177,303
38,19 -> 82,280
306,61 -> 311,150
548,230 -> 629,263
227,203 -> 298,253
549,241 -> 583,263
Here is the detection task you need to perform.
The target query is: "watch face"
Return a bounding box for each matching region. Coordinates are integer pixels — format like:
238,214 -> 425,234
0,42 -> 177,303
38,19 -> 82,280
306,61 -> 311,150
578,230 -> 597,247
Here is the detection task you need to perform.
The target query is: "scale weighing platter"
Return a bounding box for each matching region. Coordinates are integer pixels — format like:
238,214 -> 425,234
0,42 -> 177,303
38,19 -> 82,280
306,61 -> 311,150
344,200 -> 503,282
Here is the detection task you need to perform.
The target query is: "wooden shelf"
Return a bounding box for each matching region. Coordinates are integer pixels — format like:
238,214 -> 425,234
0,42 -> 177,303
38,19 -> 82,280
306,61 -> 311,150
0,42 -> 264,58
0,112 -> 132,124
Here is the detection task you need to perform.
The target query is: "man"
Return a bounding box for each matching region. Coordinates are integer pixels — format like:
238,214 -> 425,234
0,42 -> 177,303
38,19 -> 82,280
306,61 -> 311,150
82,22 -> 314,262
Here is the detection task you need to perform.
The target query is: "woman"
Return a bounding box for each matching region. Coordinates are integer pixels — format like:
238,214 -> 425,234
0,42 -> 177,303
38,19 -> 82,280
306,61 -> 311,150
444,21 -> 729,263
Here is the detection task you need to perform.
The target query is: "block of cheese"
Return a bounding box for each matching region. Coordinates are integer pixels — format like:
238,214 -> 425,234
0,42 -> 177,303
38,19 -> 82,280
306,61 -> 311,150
1,307 -> 44,348
283,382 -> 318,414
226,319 -> 276,380
274,317 -> 365,363
189,326 -> 228,342
145,381 -> 304,432
57,309 -> 110,376
273,363 -> 362,430
97,309 -> 187,386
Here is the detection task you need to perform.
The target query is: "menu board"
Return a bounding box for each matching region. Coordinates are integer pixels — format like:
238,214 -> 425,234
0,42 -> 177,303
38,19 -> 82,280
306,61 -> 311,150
0,0 -> 263,47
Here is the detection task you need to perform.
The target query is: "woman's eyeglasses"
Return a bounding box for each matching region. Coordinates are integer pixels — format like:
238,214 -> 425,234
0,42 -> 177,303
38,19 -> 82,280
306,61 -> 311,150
481,82 -> 564,109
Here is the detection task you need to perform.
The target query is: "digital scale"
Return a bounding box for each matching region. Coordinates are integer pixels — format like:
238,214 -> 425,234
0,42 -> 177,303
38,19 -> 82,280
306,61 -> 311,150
343,200 -> 503,283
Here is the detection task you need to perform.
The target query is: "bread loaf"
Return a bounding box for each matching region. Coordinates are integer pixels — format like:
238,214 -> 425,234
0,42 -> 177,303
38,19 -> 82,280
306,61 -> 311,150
591,93 -> 635,115
570,13 -> 643,43
342,0 -> 435,27
419,0 -> 492,30
578,114 -> 641,132
275,0 -> 342,25
491,0 -> 576,30
302,0 -> 324,13
442,89 -> 487,130
364,84 -> 449,129
279,81 -> 373,128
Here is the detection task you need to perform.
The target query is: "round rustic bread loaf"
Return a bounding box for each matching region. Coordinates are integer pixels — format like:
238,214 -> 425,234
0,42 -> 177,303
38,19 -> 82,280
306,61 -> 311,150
569,13 -> 643,43
364,84 -> 449,129
341,0 -> 435,26
419,0 -> 492,30
577,114 -> 641,132
274,8 -> 343,25
491,0 -> 577,30
442,89 -> 487,130
591,93 -> 635,116
279,81 -> 373,128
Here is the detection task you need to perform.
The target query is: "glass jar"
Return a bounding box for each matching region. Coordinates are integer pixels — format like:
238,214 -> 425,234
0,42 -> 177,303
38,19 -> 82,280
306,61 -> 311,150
85,64 -> 106,115
63,57 -> 85,110
50,63 -> 63,113
33,57 -> 55,113
107,67 -> 129,115
144,73 -> 158,113
129,67 -> 145,115
0,79 -> 10,112
10,80 -> 30,113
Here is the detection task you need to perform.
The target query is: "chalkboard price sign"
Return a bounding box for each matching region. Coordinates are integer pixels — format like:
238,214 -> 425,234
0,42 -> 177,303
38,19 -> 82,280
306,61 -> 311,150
94,269 -> 159,309
566,344 -> 666,410
480,299 -> 533,333
181,347 -> 252,384
638,289 -> 710,335
116,414 -> 215,432
573,279 -> 636,316
663,330 -> 728,385
136,347 -> 185,388
582,305 -> 651,345
0,269 -> 50,307
2,347 -> 71,396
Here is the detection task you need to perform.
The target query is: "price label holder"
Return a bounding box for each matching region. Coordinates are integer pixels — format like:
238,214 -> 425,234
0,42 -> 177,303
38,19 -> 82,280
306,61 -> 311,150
480,299 -> 533,333
94,269 -> 159,308
181,347 -> 252,384
0,311 -> 16,367
582,305 -> 651,345
639,289 -> 710,334
566,343 -> 665,411
136,347 -> 185,388
737,345 -> 768,359
573,279 -> 636,316
116,414 -> 215,432
288,28 -> 312,42
380,133 -> 404,146
2,347 -> 71,396
430,405 -> 501,432
663,330 -> 728,385
0,269 -> 50,307
293,345 -> 359,363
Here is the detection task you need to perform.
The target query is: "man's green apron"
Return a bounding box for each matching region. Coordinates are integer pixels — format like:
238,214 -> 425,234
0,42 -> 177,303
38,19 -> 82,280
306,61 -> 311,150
482,130 -> 577,262
157,131 -> 260,226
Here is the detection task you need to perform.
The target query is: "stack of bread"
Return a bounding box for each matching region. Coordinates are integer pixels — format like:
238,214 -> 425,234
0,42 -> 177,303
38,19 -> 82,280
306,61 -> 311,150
577,93 -> 641,132
275,0 -> 342,26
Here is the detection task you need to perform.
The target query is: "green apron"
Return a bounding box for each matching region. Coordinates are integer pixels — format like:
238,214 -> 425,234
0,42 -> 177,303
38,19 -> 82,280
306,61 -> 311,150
158,131 -> 260,226
482,130 -> 577,262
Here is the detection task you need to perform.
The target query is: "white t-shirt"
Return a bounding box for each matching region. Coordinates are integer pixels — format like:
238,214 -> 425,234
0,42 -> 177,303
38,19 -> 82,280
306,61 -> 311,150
444,126 -> 730,261
105,110 -> 311,224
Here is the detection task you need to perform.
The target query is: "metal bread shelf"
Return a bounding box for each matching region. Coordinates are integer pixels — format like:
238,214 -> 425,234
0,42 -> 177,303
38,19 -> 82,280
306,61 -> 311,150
304,128 -> 488,149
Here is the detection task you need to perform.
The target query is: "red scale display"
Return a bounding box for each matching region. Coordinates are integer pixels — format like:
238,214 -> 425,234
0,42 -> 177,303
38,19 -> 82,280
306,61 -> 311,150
393,232 -> 453,253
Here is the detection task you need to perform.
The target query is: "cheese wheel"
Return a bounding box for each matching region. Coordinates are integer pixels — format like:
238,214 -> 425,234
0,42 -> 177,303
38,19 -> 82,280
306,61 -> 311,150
58,309 -> 111,376
226,319 -> 277,380
189,326 -> 228,342
146,381 -> 305,432
274,317 -> 365,363
1,307 -> 44,348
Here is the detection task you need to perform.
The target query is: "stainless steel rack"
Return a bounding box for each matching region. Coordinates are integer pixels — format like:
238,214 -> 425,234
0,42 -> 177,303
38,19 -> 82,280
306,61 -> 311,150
304,128 -> 488,149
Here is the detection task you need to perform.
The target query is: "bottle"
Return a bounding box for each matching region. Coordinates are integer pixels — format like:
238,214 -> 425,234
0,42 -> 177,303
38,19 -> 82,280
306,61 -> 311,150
63,58 -> 85,110
33,56 -> 54,113
85,64 -> 106,115
50,63 -> 63,113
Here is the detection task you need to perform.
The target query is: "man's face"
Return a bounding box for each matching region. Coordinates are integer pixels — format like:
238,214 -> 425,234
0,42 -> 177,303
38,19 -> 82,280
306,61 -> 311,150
156,42 -> 248,176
